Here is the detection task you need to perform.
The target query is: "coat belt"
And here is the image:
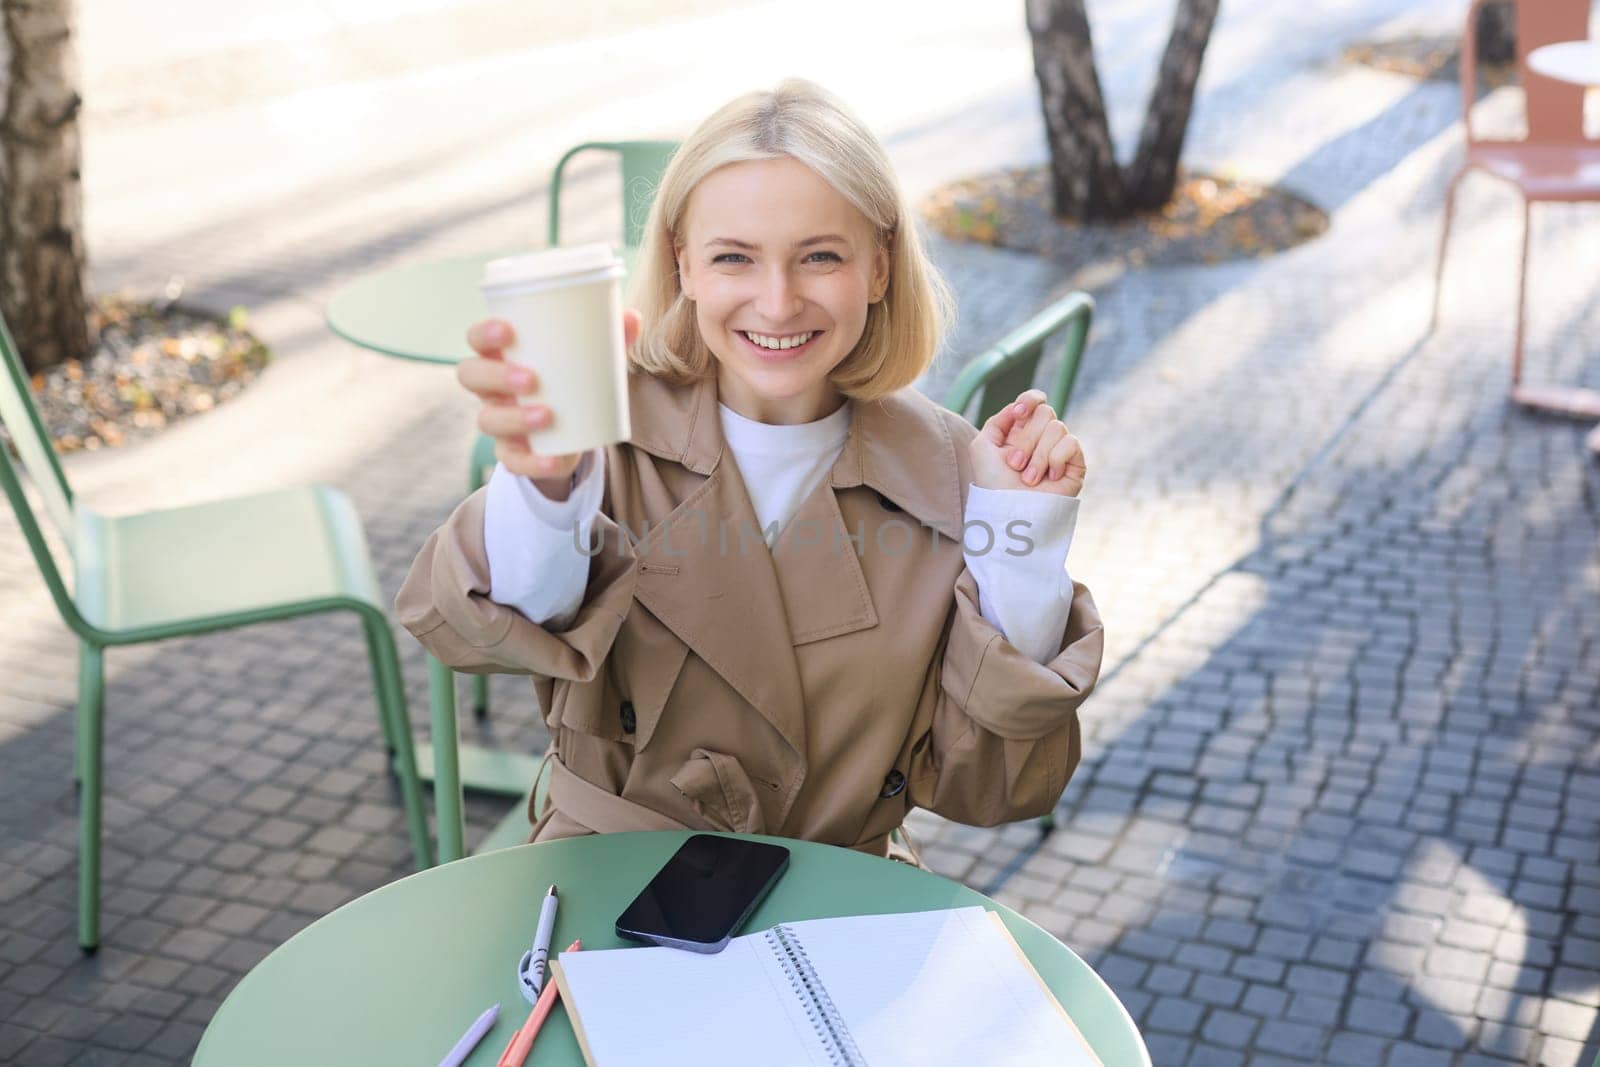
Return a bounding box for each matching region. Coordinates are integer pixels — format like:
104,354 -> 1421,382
546,755 -> 693,834
542,753 -> 920,868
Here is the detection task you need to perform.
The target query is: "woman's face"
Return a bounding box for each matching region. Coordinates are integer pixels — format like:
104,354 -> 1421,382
675,156 -> 889,425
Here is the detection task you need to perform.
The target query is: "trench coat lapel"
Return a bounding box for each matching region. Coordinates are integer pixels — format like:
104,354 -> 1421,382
830,390 -> 967,544
769,468 -> 878,646
769,386 -> 967,643
622,369 -> 970,751
627,372 -> 809,757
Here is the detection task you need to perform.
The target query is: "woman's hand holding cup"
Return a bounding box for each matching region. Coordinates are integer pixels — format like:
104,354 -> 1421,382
459,309 -> 641,499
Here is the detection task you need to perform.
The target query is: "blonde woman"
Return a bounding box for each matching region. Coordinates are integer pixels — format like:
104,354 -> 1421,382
397,79 -> 1102,857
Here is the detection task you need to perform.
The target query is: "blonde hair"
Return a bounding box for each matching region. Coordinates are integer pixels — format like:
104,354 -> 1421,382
628,79 -> 953,402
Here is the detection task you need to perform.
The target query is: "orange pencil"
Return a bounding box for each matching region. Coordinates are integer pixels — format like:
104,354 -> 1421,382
497,938 -> 582,1067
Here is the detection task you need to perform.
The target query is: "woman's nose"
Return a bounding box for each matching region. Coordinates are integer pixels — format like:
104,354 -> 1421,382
754,267 -> 803,322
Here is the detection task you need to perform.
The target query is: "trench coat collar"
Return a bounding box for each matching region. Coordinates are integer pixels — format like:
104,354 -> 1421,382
625,370 -> 967,541
624,369 -> 967,767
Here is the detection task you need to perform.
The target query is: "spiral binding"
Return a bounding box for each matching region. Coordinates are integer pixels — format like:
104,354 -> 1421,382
766,925 -> 865,1066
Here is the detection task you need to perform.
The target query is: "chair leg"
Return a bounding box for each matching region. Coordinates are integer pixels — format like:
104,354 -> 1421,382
1512,199 -> 1531,391
1430,170 -> 1465,334
361,613 -> 435,870
468,434 -> 496,722
429,656 -> 467,864
472,675 -> 490,722
76,643 -> 104,953
365,627 -> 401,758
73,640 -> 88,790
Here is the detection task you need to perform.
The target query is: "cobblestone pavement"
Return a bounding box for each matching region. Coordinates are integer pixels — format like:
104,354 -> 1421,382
3,0 -> 1598,1063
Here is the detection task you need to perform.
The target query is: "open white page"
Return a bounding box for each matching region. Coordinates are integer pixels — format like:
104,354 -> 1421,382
553,935 -> 835,1067
780,907 -> 1103,1067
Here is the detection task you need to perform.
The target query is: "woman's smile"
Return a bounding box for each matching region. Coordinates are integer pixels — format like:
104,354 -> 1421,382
736,328 -> 826,361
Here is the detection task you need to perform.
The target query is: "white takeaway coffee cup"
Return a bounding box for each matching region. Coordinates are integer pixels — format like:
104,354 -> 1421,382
478,243 -> 630,456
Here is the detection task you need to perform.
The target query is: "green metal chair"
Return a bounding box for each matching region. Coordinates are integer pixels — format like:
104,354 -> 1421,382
461,139 -> 678,722
943,291 -> 1093,836
547,140 -> 681,257
943,291 -> 1094,426
0,313 -> 434,950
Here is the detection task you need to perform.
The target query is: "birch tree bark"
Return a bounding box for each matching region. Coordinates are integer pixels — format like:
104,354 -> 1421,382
1027,0 -> 1222,221
1,0 -> 91,375
1025,0 -> 1123,221
1125,0 -> 1221,211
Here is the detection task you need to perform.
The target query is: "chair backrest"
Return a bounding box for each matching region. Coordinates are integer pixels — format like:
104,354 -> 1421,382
0,312 -> 86,636
0,313 -> 74,537
1462,0 -> 1592,146
943,291 -> 1094,427
547,140 -> 680,253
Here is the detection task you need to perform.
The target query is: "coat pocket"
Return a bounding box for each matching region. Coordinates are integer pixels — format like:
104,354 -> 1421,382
669,748 -> 769,834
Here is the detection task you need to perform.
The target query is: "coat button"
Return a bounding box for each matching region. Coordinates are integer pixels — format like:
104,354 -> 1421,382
620,701 -> 636,734
874,491 -> 903,513
879,769 -> 906,798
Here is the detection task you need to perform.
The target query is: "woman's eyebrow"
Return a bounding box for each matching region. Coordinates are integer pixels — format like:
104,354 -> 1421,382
705,235 -> 849,250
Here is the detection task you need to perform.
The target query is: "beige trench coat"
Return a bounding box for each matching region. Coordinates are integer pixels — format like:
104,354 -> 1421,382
396,370 -> 1103,857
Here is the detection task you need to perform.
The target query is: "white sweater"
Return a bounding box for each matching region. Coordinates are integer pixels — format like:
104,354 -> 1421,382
484,402 -> 1079,664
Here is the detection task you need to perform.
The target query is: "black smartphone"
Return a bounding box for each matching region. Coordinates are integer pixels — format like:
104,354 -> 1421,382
615,834 -> 790,953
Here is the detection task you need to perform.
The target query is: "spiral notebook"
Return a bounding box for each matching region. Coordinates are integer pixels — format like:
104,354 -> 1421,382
549,906 -> 1104,1067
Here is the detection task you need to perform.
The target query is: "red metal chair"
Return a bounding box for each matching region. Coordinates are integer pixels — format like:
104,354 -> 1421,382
1433,0 -> 1600,423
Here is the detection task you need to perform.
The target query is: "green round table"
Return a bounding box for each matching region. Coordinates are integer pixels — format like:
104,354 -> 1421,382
325,250 -> 514,365
325,246 -> 639,366
195,832 -> 1150,1066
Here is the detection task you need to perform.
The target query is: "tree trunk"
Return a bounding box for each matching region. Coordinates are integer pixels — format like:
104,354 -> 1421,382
1475,0 -> 1514,65
1,0 -> 91,376
1025,0 -> 1126,221
1125,0 -> 1221,211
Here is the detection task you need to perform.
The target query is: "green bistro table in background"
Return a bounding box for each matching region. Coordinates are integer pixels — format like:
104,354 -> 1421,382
326,250 -> 509,365
325,247 -> 643,365
194,831 -> 1152,1066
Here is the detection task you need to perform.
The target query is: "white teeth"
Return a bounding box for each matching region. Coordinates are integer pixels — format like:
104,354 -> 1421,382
745,330 -> 815,351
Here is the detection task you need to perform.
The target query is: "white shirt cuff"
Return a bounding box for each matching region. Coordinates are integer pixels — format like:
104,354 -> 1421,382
483,450 -> 605,627
508,449 -> 606,531
962,485 -> 1079,664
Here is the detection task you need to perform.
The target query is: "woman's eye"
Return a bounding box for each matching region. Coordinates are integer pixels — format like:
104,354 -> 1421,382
710,250 -> 840,265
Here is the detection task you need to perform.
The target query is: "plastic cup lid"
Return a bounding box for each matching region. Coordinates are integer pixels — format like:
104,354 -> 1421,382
482,244 -> 622,288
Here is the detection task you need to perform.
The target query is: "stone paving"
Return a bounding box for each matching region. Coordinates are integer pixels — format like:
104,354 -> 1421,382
2,0 -> 1599,1063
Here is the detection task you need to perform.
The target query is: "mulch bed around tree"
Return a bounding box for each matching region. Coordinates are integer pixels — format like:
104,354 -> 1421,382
1343,36 -> 1515,86
920,167 -> 1328,273
24,295 -> 271,453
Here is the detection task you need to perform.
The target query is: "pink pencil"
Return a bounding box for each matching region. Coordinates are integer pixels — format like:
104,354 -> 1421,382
497,938 -> 582,1067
